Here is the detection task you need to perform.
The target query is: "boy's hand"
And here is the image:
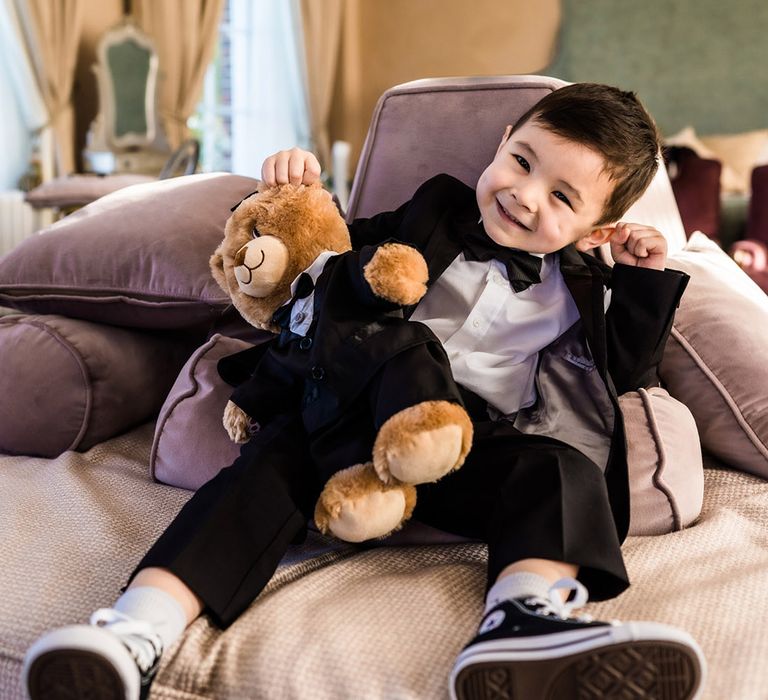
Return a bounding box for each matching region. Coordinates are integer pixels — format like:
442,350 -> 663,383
609,222 -> 667,270
261,147 -> 322,187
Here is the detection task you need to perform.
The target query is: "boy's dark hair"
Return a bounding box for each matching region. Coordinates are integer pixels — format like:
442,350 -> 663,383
511,83 -> 661,226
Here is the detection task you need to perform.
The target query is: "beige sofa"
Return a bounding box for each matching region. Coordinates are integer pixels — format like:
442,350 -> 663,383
3,76 -> 768,699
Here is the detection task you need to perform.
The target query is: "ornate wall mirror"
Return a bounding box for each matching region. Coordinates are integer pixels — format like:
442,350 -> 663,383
85,18 -> 169,174
104,23 -> 156,146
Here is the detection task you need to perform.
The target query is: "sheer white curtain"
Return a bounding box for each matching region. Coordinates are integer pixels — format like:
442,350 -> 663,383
229,0 -> 310,177
0,0 -> 47,190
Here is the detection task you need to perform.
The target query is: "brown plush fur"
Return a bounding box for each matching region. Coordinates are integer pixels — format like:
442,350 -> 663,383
314,462 -> 417,539
223,399 -> 251,444
363,242 -> 429,306
210,183 -> 351,330
373,400 -> 474,484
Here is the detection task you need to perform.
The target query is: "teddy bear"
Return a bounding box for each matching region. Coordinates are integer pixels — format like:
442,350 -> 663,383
209,182 -> 473,543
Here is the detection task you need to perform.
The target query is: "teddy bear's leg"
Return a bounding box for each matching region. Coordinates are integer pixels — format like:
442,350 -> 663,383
314,463 -> 417,543
373,400 -> 473,485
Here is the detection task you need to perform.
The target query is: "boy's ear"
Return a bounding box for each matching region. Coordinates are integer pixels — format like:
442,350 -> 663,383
575,225 -> 616,252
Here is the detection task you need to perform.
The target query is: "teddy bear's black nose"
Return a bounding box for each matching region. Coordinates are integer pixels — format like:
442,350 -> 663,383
235,245 -> 248,267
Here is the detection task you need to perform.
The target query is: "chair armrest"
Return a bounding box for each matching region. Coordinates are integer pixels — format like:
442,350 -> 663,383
746,164 -> 768,245
664,146 -> 722,240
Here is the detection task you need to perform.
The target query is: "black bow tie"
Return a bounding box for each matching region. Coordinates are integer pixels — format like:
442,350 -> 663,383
272,272 -> 315,328
462,224 -> 542,292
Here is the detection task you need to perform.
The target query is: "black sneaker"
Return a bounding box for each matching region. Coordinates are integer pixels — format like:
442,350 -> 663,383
23,608 -> 163,700
450,578 -> 705,700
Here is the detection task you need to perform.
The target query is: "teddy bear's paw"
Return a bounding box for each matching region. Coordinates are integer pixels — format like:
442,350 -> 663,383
223,400 -> 254,443
363,243 -> 428,306
373,401 -> 473,485
314,463 -> 417,543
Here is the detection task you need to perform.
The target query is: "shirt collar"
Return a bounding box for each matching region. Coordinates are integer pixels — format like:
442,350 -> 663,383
289,250 -> 339,296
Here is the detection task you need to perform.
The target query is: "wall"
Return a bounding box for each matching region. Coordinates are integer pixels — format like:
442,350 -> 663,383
329,0 -> 560,169
546,0 -> 768,137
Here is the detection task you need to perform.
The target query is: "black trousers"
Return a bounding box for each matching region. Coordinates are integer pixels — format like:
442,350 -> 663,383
133,402 -> 628,628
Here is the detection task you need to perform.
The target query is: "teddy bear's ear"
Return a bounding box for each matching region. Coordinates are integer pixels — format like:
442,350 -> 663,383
229,190 -> 259,212
209,247 -> 228,293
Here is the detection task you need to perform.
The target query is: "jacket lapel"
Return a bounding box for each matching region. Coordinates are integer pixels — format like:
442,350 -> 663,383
559,245 -> 609,377
403,210 -> 468,320
425,213 -> 465,281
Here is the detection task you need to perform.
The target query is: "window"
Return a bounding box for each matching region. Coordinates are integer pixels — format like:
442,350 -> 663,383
190,0 -> 311,177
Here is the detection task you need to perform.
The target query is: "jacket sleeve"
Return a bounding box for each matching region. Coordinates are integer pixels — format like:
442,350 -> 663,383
605,263 -> 689,395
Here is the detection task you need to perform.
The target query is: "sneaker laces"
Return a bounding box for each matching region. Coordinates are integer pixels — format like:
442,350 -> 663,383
523,577 -> 593,622
90,608 -> 163,676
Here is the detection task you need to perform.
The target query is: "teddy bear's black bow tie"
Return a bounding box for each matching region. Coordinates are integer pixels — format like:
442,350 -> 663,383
462,224 -> 542,292
272,273 -> 315,328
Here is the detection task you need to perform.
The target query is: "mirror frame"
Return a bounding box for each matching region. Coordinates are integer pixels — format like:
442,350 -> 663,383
93,19 -> 160,150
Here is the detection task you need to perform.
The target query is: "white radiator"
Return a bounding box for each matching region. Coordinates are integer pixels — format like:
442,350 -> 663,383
0,190 -> 42,256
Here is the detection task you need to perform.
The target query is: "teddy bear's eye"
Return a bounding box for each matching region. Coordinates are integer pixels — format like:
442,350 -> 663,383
251,227 -> 261,238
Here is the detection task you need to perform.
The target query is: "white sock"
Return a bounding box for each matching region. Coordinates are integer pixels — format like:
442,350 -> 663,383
484,572 -> 552,614
112,586 -> 188,652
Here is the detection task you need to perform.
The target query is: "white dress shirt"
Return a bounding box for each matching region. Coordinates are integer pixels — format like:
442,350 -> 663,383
410,252 -> 580,416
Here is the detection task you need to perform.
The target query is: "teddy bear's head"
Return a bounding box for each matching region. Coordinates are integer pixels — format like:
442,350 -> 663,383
211,182 -> 352,330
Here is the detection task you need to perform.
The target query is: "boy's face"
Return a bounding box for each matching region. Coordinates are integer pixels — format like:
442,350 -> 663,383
475,120 -> 615,254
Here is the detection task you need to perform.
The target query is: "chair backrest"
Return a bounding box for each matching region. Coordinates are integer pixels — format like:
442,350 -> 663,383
347,75 -> 687,255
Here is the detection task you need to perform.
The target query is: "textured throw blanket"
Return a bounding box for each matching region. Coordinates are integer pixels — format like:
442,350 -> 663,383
1,425 -> 766,699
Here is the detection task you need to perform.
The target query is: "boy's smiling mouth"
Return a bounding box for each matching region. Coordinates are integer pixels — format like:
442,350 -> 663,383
496,198 -> 531,231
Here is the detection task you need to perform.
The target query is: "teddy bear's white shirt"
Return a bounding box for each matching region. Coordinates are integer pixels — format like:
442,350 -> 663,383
281,250 -> 340,336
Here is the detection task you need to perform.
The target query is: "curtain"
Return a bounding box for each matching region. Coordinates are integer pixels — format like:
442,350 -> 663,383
21,0 -> 84,178
299,0 -> 344,170
0,0 -> 47,189
134,0 -> 225,149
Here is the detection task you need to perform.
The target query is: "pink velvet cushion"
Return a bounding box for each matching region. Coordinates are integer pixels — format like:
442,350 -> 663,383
152,335 -> 703,539
0,313 -> 197,457
661,232 -> 768,478
151,334 -> 253,490
620,387 -> 703,536
0,173 -> 260,329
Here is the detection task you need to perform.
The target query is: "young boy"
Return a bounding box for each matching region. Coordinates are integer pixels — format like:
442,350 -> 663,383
23,83 -> 706,700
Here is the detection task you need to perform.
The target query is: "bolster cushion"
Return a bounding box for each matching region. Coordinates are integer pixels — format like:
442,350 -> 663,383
0,313 -> 198,457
